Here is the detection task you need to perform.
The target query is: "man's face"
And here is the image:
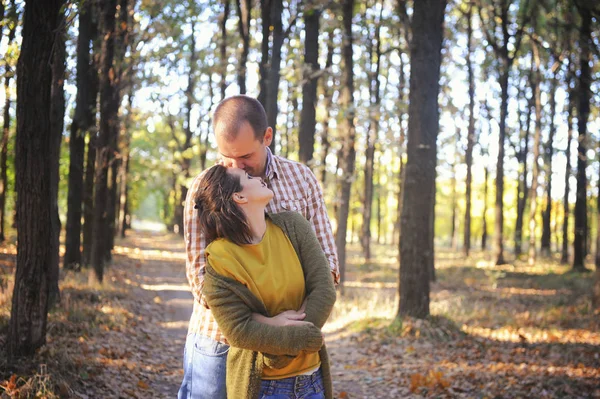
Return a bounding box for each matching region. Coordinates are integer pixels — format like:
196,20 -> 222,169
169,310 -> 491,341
215,121 -> 272,178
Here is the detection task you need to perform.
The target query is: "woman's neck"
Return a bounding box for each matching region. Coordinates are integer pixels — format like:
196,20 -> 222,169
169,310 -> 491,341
243,205 -> 267,244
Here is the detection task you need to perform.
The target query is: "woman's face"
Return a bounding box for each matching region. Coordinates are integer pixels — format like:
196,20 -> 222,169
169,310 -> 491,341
227,167 -> 273,205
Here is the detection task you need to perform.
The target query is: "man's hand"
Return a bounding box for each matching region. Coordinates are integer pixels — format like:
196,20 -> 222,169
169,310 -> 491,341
252,310 -> 313,327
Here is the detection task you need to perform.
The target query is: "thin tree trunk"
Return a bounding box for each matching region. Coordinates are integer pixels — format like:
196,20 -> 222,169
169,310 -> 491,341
397,0 -> 446,319
257,0 -> 271,107
219,0 -> 230,99
8,0 -> 64,359
91,0 -> 118,283
482,164 -> 489,250
361,8 -> 383,260
49,5 -> 66,306
450,126 -> 459,250
541,66 -> 558,256
335,0 -> 356,286
0,0 -> 16,243
266,0 -> 283,153
319,32 -> 334,187
118,93 -> 133,238
494,65 -> 509,265
65,0 -> 96,269
528,43 -> 542,266
393,55 -> 406,246
82,133 -> 97,266
514,91 -> 532,257
235,0 -> 250,94
573,3 -> 591,272
463,2 -> 475,257
298,3 -> 320,165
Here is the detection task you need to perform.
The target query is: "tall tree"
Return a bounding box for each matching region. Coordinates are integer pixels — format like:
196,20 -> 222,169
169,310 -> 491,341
0,0 -> 16,243
361,3 -> 383,260
91,0 -> 119,283
266,0 -> 283,153
298,1 -> 321,165
219,0 -> 230,98
514,80 -> 532,257
572,1 -> 591,272
65,0 -> 98,269
48,3 -> 66,305
318,30 -> 335,187
8,0 -> 64,358
235,0 -> 251,93
335,0 -> 356,286
397,0 -> 446,318
528,38 -> 543,266
479,0 -> 531,265
463,1 -> 475,257
541,60 -> 559,256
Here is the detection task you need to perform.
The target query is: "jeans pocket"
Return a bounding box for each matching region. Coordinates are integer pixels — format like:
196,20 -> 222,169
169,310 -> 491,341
193,335 -> 230,357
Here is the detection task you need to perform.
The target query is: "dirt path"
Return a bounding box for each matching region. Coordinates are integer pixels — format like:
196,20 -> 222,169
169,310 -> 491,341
114,231 -> 193,397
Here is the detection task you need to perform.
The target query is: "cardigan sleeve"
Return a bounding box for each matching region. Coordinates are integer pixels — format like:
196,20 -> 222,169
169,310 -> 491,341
291,213 -> 337,329
203,265 -> 324,356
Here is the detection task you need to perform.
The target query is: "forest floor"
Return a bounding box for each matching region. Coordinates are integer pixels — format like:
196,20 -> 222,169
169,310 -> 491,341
0,229 -> 599,398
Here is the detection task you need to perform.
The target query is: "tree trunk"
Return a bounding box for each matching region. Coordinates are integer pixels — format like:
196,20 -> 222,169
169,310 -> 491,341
219,0 -> 230,98
118,94 -> 133,238
65,0 -> 96,269
528,43 -> 542,266
494,64 -> 509,265
266,0 -> 283,153
8,0 -> 64,359
48,4 -> 66,307
541,67 -> 558,256
319,32 -> 334,187
397,0 -> 445,319
514,91 -> 532,257
361,10 -> 383,261
298,4 -> 320,165
463,3 -> 475,257
482,164 -> 489,250
235,0 -> 250,94
82,134 -> 96,266
257,0 -> 271,107
573,3 -> 591,272
334,0 -> 356,286
91,0 -> 119,283
0,0 -> 16,243
393,55 -> 406,246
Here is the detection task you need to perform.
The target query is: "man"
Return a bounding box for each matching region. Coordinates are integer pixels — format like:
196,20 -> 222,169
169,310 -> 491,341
178,95 -> 339,399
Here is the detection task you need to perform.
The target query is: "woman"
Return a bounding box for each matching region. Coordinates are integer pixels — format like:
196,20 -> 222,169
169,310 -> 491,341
195,164 -> 336,399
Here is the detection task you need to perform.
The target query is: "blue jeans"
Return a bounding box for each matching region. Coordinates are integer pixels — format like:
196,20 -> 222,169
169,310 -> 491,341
259,368 -> 326,399
177,333 -> 229,399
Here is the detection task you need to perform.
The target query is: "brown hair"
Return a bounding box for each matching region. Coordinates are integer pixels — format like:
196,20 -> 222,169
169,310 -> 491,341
213,95 -> 268,141
194,165 -> 253,246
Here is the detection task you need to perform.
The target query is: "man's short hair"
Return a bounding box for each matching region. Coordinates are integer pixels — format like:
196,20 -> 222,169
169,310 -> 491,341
213,95 -> 268,141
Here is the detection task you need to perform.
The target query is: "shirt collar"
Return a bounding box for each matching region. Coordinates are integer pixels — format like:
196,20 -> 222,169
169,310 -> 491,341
264,146 -> 279,181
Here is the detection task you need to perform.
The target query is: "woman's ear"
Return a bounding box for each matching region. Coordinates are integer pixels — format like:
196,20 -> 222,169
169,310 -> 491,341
232,192 -> 248,204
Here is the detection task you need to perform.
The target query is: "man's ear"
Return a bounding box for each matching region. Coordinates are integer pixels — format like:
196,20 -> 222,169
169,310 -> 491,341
232,192 -> 248,204
263,127 -> 273,147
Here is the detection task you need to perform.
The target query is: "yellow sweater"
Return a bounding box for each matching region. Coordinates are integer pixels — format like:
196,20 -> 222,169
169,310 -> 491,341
206,219 -> 320,379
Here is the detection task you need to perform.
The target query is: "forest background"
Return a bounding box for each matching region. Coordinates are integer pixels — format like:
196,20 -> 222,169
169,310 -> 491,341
0,0 -> 599,397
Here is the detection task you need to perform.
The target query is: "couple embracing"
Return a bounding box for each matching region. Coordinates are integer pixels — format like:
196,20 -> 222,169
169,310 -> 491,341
177,95 -> 339,399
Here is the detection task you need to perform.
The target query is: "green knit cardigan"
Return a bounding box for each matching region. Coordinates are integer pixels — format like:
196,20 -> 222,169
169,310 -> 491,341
203,211 -> 337,399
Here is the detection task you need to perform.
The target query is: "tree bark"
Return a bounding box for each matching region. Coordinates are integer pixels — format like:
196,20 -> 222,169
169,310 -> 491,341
91,0 -> 118,283
318,31 -> 334,187
514,87 -> 532,257
463,2 -> 475,257
257,0 -> 271,107
361,8 -> 383,261
482,164 -> 489,250
0,0 -> 16,243
9,0 -> 64,359
397,0 -> 445,319
541,66 -> 558,256
573,3 -> 591,272
334,0 -> 356,286
65,0 -> 97,269
561,82 -> 573,263
48,4 -> 66,306
266,0 -> 283,153
219,0 -> 230,99
235,0 -> 250,93
393,55 -> 406,246
528,42 -> 542,266
298,3 -> 320,165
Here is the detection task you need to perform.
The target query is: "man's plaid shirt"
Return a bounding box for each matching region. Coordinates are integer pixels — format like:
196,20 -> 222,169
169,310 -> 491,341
184,148 -> 340,343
